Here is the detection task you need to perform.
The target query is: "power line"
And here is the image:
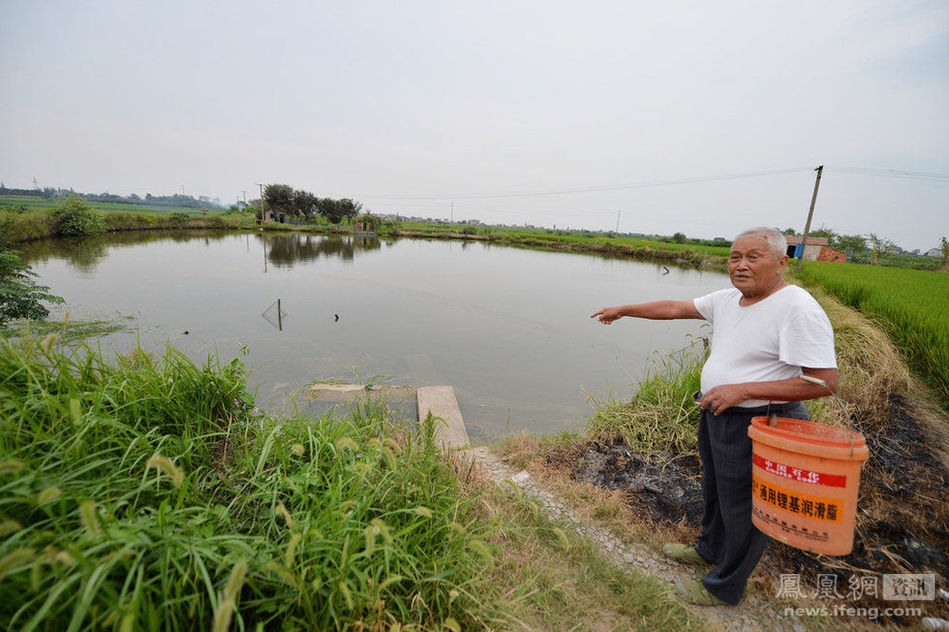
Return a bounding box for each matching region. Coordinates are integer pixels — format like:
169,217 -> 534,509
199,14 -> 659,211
358,166 -> 814,201
826,166 -> 949,181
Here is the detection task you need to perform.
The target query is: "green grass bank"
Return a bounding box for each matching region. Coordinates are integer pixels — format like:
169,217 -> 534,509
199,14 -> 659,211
0,338 -> 502,630
0,207 -> 255,242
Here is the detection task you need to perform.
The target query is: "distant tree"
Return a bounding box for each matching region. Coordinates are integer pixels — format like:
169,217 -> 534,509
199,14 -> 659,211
0,240 -> 64,327
50,195 -> 105,237
672,232 -> 687,243
808,226 -> 836,242
294,190 -> 319,218
354,212 -> 375,228
866,233 -> 897,264
315,198 -> 340,223
782,227 -> 797,235
834,233 -> 867,253
338,198 -> 362,222
941,237 -> 949,266
315,197 -> 361,224
263,184 -> 295,216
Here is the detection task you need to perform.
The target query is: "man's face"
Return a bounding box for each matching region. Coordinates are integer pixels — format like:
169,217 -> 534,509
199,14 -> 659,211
727,237 -> 788,296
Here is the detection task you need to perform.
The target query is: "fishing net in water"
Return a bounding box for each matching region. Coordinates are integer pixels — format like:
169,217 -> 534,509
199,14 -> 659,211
261,300 -> 287,329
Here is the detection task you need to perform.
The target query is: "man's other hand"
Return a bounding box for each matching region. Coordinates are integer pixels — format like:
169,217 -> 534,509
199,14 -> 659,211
699,384 -> 749,415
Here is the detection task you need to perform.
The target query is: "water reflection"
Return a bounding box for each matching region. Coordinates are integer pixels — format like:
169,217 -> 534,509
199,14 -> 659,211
264,234 -> 382,267
20,230 -> 388,272
20,230 -> 232,272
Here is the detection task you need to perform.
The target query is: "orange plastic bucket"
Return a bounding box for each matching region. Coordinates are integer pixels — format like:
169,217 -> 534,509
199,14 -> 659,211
748,416 -> 869,555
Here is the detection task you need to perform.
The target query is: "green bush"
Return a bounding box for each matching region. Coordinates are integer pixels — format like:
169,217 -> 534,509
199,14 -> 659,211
49,195 -> 105,237
0,242 -> 64,327
103,211 -> 152,231
0,210 -> 51,242
169,211 -> 190,222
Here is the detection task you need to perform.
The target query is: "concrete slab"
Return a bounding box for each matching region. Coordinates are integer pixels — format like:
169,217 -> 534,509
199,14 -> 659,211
299,384 -> 418,423
304,383 -> 417,404
416,385 -> 470,450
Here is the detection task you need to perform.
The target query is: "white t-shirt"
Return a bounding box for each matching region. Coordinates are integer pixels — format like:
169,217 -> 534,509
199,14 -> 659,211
692,285 -> 837,407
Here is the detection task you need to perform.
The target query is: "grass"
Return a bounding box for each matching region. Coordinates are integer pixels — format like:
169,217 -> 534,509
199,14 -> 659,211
0,208 -> 255,242
472,474 -> 702,632
0,194 -> 222,216
0,337 -> 505,630
586,339 -> 706,456
7,314 -> 134,345
0,331 -> 704,630
797,261 -> 949,408
391,222 -> 731,263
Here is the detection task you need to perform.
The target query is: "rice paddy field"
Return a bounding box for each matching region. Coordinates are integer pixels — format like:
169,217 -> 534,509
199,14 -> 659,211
799,260 -> 949,407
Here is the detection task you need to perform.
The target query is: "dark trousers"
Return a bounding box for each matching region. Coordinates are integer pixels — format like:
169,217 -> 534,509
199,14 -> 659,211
693,400 -> 809,605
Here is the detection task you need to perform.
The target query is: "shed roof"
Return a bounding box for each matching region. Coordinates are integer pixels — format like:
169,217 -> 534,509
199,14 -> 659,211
785,235 -> 829,246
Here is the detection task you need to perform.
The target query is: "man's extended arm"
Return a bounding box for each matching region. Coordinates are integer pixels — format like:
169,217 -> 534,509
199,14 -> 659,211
591,300 -> 704,324
698,367 -> 839,415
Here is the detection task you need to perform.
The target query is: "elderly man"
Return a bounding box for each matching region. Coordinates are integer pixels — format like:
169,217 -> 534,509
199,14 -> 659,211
591,227 -> 838,606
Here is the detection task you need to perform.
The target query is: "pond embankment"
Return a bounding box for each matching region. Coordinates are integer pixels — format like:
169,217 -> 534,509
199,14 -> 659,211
494,278 -> 949,628
2,207 -> 728,271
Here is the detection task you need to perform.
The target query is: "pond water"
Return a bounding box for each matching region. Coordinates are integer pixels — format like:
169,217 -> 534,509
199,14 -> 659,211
20,231 -> 732,441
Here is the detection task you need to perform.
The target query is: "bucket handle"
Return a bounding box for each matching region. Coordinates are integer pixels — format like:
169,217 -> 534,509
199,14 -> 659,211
798,374 -> 857,457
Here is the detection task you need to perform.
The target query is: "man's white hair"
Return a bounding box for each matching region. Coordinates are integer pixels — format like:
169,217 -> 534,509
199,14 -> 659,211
733,227 -> 787,260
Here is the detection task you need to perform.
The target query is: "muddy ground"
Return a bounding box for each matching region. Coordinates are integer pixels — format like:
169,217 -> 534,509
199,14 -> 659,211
566,394 -> 948,624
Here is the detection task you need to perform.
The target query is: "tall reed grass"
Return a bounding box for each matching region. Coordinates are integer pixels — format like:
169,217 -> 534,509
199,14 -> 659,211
0,337 -> 500,630
798,261 -> 949,407
587,341 -> 705,456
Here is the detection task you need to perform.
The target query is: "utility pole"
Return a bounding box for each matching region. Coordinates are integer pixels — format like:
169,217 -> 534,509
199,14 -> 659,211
256,183 -> 266,220
450,200 -> 454,223
615,210 -> 621,233
242,190 -> 247,204
796,165 -> 824,274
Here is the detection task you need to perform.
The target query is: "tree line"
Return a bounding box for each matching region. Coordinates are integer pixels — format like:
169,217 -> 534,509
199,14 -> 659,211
262,184 -> 363,224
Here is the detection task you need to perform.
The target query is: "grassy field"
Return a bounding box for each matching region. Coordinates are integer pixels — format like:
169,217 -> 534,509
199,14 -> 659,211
395,221 -> 732,257
0,194 -> 220,216
0,207 -> 254,242
798,261 -> 949,407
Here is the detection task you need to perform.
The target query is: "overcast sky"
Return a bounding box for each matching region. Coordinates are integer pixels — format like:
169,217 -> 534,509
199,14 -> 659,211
2,1 -> 947,250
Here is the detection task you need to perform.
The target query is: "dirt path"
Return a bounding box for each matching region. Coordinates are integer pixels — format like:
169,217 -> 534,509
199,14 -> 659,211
460,446 -> 804,632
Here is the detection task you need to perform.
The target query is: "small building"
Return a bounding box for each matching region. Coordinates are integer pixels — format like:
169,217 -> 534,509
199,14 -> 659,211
354,221 -> 377,236
785,235 -> 847,263
262,210 -> 287,223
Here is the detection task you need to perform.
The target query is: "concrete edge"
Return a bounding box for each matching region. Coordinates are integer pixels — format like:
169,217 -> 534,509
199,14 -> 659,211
416,385 -> 470,451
